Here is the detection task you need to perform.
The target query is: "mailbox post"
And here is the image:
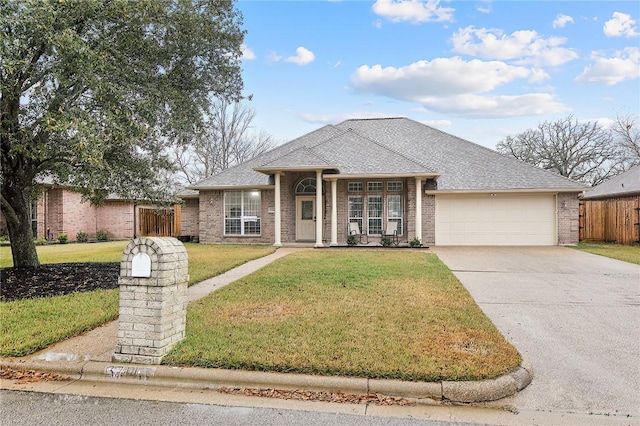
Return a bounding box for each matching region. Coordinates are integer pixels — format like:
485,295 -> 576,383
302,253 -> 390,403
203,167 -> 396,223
113,237 -> 188,365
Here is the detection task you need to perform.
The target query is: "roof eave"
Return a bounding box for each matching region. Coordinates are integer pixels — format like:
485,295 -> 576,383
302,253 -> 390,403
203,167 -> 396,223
189,184 -> 275,191
253,165 -> 339,174
426,188 -> 585,195
582,190 -> 640,200
326,172 -> 440,180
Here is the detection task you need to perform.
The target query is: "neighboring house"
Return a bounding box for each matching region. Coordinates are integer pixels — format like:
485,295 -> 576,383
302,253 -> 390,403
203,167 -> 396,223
580,165 -> 640,246
182,118 -> 586,247
0,183 -> 180,241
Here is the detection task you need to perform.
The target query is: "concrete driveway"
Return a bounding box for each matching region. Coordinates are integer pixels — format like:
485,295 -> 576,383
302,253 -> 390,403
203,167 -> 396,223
431,246 -> 640,418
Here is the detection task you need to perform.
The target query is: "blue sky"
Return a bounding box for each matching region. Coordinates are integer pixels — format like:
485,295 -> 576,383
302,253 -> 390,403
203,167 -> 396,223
237,0 -> 640,149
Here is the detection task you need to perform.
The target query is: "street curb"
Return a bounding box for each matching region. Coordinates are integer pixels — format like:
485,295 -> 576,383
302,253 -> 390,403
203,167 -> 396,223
1,358 -> 533,404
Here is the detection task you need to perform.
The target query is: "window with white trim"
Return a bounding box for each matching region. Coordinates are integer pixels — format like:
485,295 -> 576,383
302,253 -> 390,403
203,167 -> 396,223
387,181 -> 403,191
368,181 -> 383,192
387,194 -> 403,234
224,191 -> 261,236
368,195 -> 383,234
348,182 -> 363,192
348,196 -> 363,232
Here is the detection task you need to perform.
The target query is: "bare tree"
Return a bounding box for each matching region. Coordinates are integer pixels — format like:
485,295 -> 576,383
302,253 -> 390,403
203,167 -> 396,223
497,115 -> 623,186
173,99 -> 276,185
611,114 -> 640,167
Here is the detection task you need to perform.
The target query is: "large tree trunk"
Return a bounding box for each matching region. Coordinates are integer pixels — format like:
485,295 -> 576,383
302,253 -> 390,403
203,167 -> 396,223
1,174 -> 40,268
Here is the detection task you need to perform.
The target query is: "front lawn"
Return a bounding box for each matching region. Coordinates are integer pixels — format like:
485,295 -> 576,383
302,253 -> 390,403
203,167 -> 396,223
163,251 -> 521,382
0,242 -> 276,286
0,289 -> 118,357
573,242 -> 640,265
0,243 -> 276,357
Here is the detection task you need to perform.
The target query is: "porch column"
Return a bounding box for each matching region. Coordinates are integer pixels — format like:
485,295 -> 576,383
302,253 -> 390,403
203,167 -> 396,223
274,173 -> 282,247
315,170 -> 324,247
330,179 -> 338,246
415,177 -> 423,242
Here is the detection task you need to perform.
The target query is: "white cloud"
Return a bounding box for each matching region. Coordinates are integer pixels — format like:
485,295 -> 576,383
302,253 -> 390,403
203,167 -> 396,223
352,57 -> 534,100
553,14 -> 574,29
285,46 -> 315,66
266,51 -> 283,63
371,0 -> 455,24
603,12 -> 639,37
476,1 -> 492,14
451,26 -> 579,66
241,44 -> 256,60
350,57 -> 567,118
420,93 -> 570,118
575,47 -> 640,85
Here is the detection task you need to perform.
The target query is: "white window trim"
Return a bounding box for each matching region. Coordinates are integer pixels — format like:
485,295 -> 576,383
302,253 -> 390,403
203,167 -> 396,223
224,191 -> 262,236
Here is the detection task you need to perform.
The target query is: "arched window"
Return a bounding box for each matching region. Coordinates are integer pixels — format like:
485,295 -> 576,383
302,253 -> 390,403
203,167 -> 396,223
295,178 -> 316,194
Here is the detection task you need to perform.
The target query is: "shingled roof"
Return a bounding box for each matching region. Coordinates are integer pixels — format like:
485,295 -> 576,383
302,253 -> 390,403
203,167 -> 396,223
191,117 -> 586,192
582,165 -> 640,200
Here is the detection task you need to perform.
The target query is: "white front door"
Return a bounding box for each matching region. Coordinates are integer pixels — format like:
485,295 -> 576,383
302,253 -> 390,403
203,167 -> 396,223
296,196 -> 316,241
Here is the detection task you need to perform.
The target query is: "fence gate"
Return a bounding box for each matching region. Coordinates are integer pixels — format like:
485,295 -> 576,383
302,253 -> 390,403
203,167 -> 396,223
139,204 -> 182,237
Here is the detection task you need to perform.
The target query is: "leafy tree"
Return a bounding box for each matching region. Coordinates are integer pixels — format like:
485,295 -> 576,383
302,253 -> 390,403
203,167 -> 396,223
1,0 -> 245,267
496,115 -> 624,186
173,98 -> 276,185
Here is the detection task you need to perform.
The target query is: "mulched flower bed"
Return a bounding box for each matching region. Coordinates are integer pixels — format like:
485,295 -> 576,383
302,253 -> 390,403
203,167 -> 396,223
0,263 -> 119,302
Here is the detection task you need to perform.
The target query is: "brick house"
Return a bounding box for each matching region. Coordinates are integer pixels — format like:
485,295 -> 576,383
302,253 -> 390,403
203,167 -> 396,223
0,183 -> 175,242
181,118 -> 586,246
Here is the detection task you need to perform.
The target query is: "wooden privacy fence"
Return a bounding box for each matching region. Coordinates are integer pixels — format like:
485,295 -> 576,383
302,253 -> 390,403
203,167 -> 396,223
579,196 -> 640,245
139,204 -> 182,237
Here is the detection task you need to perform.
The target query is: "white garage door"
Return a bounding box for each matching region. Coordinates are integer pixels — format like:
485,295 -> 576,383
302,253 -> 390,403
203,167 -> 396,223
435,193 -> 556,246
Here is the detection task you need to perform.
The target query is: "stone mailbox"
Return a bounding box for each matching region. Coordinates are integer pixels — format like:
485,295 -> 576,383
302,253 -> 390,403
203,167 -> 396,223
113,237 -> 188,365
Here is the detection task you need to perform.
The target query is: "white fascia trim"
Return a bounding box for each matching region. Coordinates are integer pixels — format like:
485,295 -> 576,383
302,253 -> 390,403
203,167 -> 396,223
326,173 -> 439,180
193,185 -> 275,191
426,188 -> 585,195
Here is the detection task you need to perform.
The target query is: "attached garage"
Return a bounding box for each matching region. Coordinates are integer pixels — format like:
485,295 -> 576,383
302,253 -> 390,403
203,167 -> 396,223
435,193 -> 557,246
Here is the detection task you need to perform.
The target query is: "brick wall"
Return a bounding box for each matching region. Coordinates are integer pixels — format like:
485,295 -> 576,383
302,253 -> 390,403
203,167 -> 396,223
180,198 -> 200,238
61,191 -> 96,239
196,175 -> 431,245
97,201 -> 135,240
199,189 -> 275,244
424,194 -> 436,245
557,192 -> 580,245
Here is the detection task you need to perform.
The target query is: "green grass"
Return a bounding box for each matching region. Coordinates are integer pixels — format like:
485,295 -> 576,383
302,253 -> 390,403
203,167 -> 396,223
573,242 -> 640,265
0,242 -> 276,285
0,242 -> 276,357
163,251 -> 521,382
0,289 -> 119,357
183,243 -> 276,285
0,241 -> 129,267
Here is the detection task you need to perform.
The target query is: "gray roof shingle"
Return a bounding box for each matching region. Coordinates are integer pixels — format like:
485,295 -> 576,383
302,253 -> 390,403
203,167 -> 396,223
582,165 -> 640,199
190,117 -> 586,191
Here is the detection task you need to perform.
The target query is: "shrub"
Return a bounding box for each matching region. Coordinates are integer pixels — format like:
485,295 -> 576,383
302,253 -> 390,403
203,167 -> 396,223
57,233 -> 68,244
35,237 -> 47,246
381,236 -> 393,247
76,231 -> 89,243
409,237 -> 422,248
346,235 -> 358,246
96,230 -> 108,242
